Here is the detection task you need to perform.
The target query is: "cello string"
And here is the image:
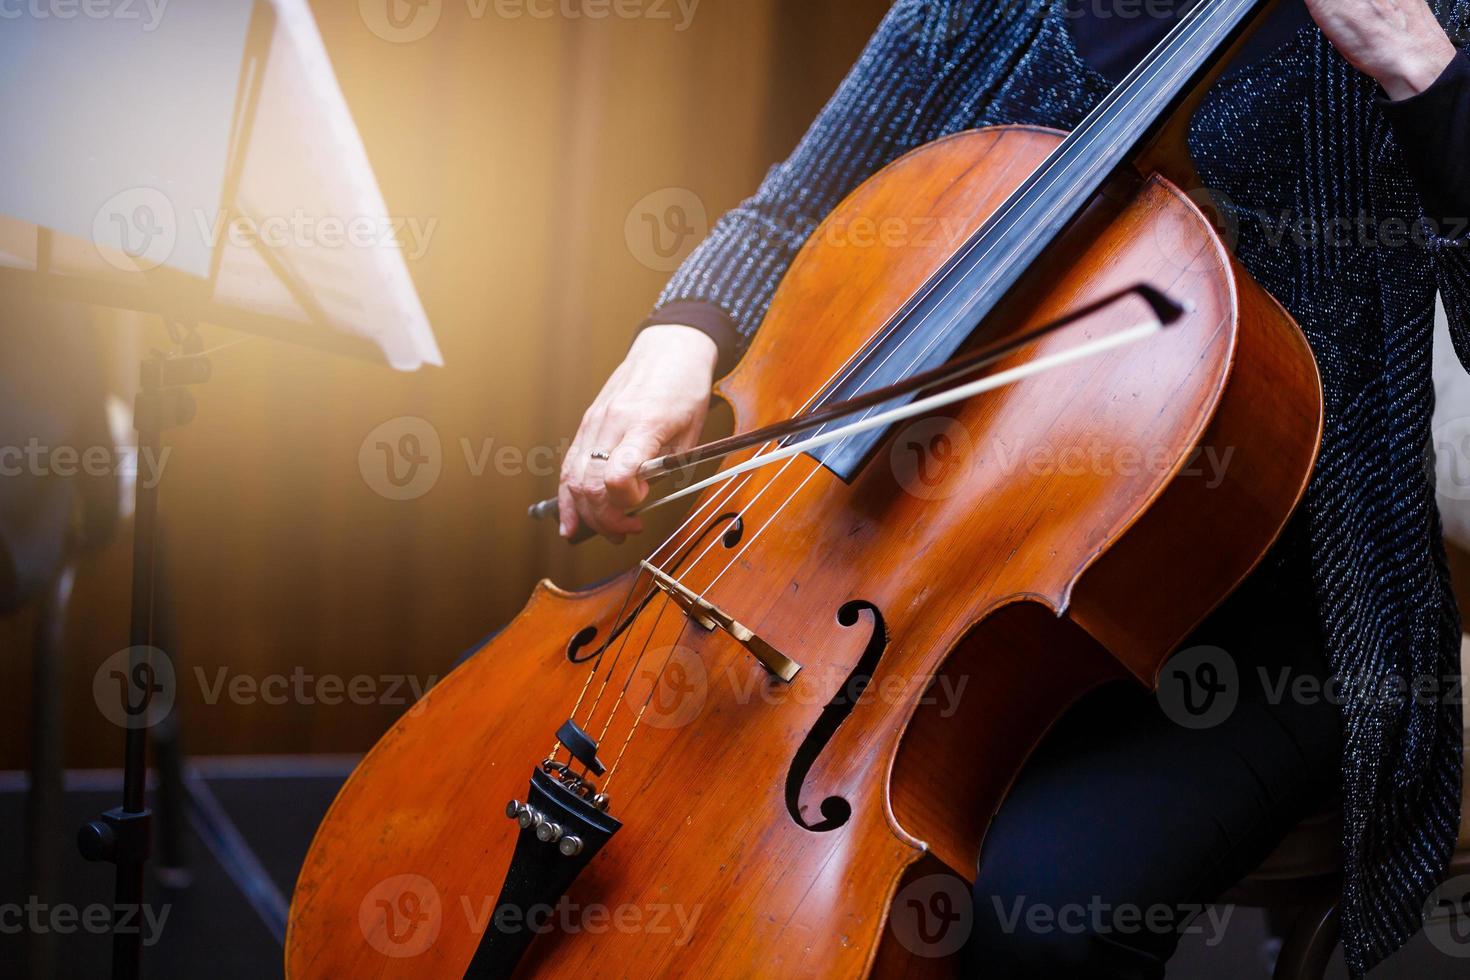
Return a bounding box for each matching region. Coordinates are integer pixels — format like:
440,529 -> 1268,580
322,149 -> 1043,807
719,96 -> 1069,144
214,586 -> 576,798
591,7 -> 1240,761
550,577 -> 642,761
579,0 -> 1245,761
641,0 -> 1241,588
562,410 -> 814,740
568,251 -> 943,739
661,0 -> 1244,596
592,593 -> 675,746
568,467 -> 794,740
574,461 -> 810,746
601,615 -> 695,795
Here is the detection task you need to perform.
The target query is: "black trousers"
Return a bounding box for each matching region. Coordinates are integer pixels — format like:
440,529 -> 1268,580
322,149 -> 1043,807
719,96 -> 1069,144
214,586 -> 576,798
966,561 -> 1343,979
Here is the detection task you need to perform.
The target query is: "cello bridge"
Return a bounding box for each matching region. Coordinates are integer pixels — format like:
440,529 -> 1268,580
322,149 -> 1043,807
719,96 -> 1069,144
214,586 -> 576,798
639,561 -> 801,683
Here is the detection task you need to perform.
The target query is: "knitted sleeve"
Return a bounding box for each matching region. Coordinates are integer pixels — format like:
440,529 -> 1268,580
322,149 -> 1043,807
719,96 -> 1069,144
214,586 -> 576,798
641,1 -> 988,371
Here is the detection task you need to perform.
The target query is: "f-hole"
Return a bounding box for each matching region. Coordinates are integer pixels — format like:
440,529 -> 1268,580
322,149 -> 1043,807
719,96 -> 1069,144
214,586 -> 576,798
785,599 -> 887,832
722,517 -> 744,548
567,512 -> 742,663
566,625 -> 599,662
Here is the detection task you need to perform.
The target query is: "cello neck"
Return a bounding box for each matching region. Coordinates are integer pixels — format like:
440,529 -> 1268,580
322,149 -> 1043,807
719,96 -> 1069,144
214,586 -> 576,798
813,0 -> 1278,481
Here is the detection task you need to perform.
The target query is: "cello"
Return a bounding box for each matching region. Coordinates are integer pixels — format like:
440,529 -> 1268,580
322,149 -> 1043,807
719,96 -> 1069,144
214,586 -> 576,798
287,0 -> 1323,974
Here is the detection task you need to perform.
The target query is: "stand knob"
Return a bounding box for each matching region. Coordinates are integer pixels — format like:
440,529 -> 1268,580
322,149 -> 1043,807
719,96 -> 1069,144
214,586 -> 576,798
78,819 -> 117,862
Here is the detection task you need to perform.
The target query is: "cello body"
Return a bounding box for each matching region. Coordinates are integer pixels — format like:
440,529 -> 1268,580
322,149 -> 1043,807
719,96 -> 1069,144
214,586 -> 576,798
286,126 -> 1322,977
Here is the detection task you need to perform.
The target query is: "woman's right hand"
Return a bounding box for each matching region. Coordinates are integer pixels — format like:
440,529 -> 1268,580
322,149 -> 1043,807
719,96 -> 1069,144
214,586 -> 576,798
558,324 -> 719,542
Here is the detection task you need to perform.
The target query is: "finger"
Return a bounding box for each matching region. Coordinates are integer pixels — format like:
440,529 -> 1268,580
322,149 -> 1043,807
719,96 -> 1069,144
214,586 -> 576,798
644,408 -> 707,496
558,426 -> 583,537
558,407 -> 601,537
565,397 -> 624,527
571,411 -> 645,539
557,480 -> 578,538
675,412 -> 705,452
572,465 -> 645,538
604,423 -> 677,511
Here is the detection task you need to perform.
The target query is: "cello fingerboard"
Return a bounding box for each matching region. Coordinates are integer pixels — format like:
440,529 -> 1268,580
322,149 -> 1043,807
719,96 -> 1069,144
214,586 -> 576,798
811,0 -> 1271,480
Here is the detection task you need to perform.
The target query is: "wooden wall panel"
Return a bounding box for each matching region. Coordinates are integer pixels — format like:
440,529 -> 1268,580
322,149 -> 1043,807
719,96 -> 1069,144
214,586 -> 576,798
1,0 -> 891,768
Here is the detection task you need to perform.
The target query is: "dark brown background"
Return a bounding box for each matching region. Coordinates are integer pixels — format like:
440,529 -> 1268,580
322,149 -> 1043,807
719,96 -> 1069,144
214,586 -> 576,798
1,0 -> 896,768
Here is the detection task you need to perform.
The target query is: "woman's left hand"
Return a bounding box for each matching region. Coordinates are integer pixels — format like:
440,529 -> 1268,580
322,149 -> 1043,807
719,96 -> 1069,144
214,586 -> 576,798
1305,0 -> 1457,99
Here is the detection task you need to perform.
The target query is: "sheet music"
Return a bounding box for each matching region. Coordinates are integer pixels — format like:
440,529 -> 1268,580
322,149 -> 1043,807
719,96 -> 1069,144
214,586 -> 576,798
0,0 -> 442,371
209,0 -> 442,369
0,2 -> 251,279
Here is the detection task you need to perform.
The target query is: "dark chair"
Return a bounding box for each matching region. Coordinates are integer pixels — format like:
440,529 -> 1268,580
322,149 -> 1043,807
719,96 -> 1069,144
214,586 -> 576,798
1221,638 -> 1470,979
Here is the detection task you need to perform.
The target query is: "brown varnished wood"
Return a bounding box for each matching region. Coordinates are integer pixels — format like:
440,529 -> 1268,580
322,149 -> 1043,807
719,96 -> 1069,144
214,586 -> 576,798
888,602 -> 1129,891
286,126 -> 1322,977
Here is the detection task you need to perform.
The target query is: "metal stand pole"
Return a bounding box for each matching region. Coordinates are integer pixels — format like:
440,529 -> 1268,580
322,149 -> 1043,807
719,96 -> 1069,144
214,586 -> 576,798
77,337 -> 209,980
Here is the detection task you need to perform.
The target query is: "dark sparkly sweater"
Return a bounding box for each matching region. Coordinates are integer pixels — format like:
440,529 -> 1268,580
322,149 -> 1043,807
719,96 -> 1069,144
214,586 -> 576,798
643,1 -> 1470,973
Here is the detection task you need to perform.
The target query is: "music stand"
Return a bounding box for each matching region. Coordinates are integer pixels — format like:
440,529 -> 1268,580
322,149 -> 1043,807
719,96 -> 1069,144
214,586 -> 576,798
1,3 -> 441,977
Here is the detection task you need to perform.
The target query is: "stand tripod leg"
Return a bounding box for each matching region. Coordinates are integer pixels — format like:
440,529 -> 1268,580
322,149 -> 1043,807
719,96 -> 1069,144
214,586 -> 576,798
25,561 -> 75,980
151,532 -> 191,886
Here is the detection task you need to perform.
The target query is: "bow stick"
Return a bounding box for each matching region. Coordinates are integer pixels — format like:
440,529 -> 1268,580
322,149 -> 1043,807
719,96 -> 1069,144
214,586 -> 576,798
530,283 -> 1186,534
